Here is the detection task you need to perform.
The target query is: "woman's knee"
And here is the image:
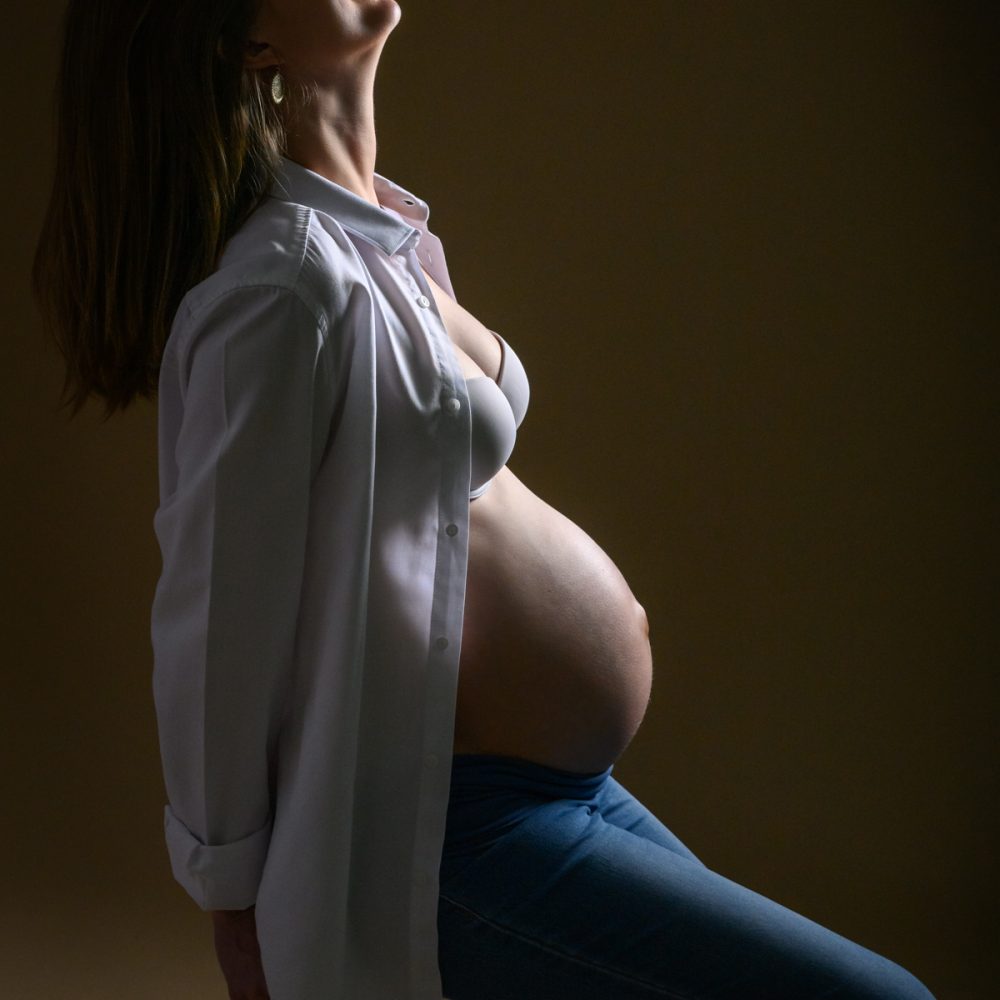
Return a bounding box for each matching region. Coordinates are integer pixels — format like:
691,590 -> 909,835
855,958 -> 937,1000
888,964 -> 937,1000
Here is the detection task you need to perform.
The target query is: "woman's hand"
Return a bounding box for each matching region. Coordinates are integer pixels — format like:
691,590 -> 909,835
210,904 -> 270,999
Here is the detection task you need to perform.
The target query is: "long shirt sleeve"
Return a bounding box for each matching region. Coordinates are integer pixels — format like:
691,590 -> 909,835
151,161 -> 467,996
151,283 -> 332,911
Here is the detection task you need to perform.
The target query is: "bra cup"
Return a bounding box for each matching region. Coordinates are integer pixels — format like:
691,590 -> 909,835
466,377 -> 517,494
493,332 -> 530,428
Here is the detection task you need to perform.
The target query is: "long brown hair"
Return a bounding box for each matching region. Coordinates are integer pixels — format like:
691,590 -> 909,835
31,0 -> 313,421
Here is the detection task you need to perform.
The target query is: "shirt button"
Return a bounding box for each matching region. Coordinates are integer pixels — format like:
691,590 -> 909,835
434,636 -> 449,651
417,295 -> 431,308
445,396 -> 461,414
445,523 -> 458,536
424,752 -> 439,768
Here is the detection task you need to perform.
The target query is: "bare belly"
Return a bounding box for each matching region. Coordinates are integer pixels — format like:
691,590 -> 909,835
453,465 -> 654,775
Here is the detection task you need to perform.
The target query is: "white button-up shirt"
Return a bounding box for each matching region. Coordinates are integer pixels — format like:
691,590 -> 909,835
150,155 -> 473,999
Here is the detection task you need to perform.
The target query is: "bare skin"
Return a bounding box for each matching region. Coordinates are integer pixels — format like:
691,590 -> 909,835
210,906 -> 268,1000
418,266 -> 654,775
216,1 -> 654,994
242,0 -> 406,206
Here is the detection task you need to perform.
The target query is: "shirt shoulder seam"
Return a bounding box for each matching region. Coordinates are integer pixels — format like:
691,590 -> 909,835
179,206 -> 329,336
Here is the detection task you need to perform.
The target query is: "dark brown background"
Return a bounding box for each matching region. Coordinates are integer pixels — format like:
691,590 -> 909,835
3,1 -> 997,996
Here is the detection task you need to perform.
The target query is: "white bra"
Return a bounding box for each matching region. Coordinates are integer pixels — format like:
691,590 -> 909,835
466,331 -> 530,499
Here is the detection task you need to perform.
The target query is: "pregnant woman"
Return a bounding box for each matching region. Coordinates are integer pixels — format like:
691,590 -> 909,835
33,2 -> 936,999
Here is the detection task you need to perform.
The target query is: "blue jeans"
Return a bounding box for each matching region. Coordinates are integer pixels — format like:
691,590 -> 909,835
437,753 -> 935,1000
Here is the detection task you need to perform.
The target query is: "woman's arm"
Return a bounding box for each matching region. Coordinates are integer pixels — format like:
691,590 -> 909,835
151,283 -> 330,913
210,905 -> 269,1000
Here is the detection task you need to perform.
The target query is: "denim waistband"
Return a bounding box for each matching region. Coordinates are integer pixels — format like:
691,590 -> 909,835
443,753 -> 614,854
449,752 -> 613,796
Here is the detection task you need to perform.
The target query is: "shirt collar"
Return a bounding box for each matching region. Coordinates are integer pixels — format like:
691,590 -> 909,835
269,155 -> 427,256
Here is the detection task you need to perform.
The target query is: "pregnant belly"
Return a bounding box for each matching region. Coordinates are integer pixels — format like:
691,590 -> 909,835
453,466 -> 654,775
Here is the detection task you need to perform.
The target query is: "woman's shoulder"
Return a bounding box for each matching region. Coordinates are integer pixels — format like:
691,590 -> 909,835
180,195 -> 371,334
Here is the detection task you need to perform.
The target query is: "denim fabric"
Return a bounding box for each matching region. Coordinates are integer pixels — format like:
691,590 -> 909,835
437,753 -> 935,1000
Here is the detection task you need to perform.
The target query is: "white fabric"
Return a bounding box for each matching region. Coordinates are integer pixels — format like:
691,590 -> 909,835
466,333 -> 530,499
466,376 -> 516,497
150,155 -> 473,998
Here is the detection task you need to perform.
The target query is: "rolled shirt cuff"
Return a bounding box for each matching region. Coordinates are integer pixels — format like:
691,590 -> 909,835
163,803 -> 272,911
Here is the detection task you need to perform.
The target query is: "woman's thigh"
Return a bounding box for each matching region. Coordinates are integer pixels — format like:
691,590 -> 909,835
593,776 -> 705,865
437,777 -> 934,1000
